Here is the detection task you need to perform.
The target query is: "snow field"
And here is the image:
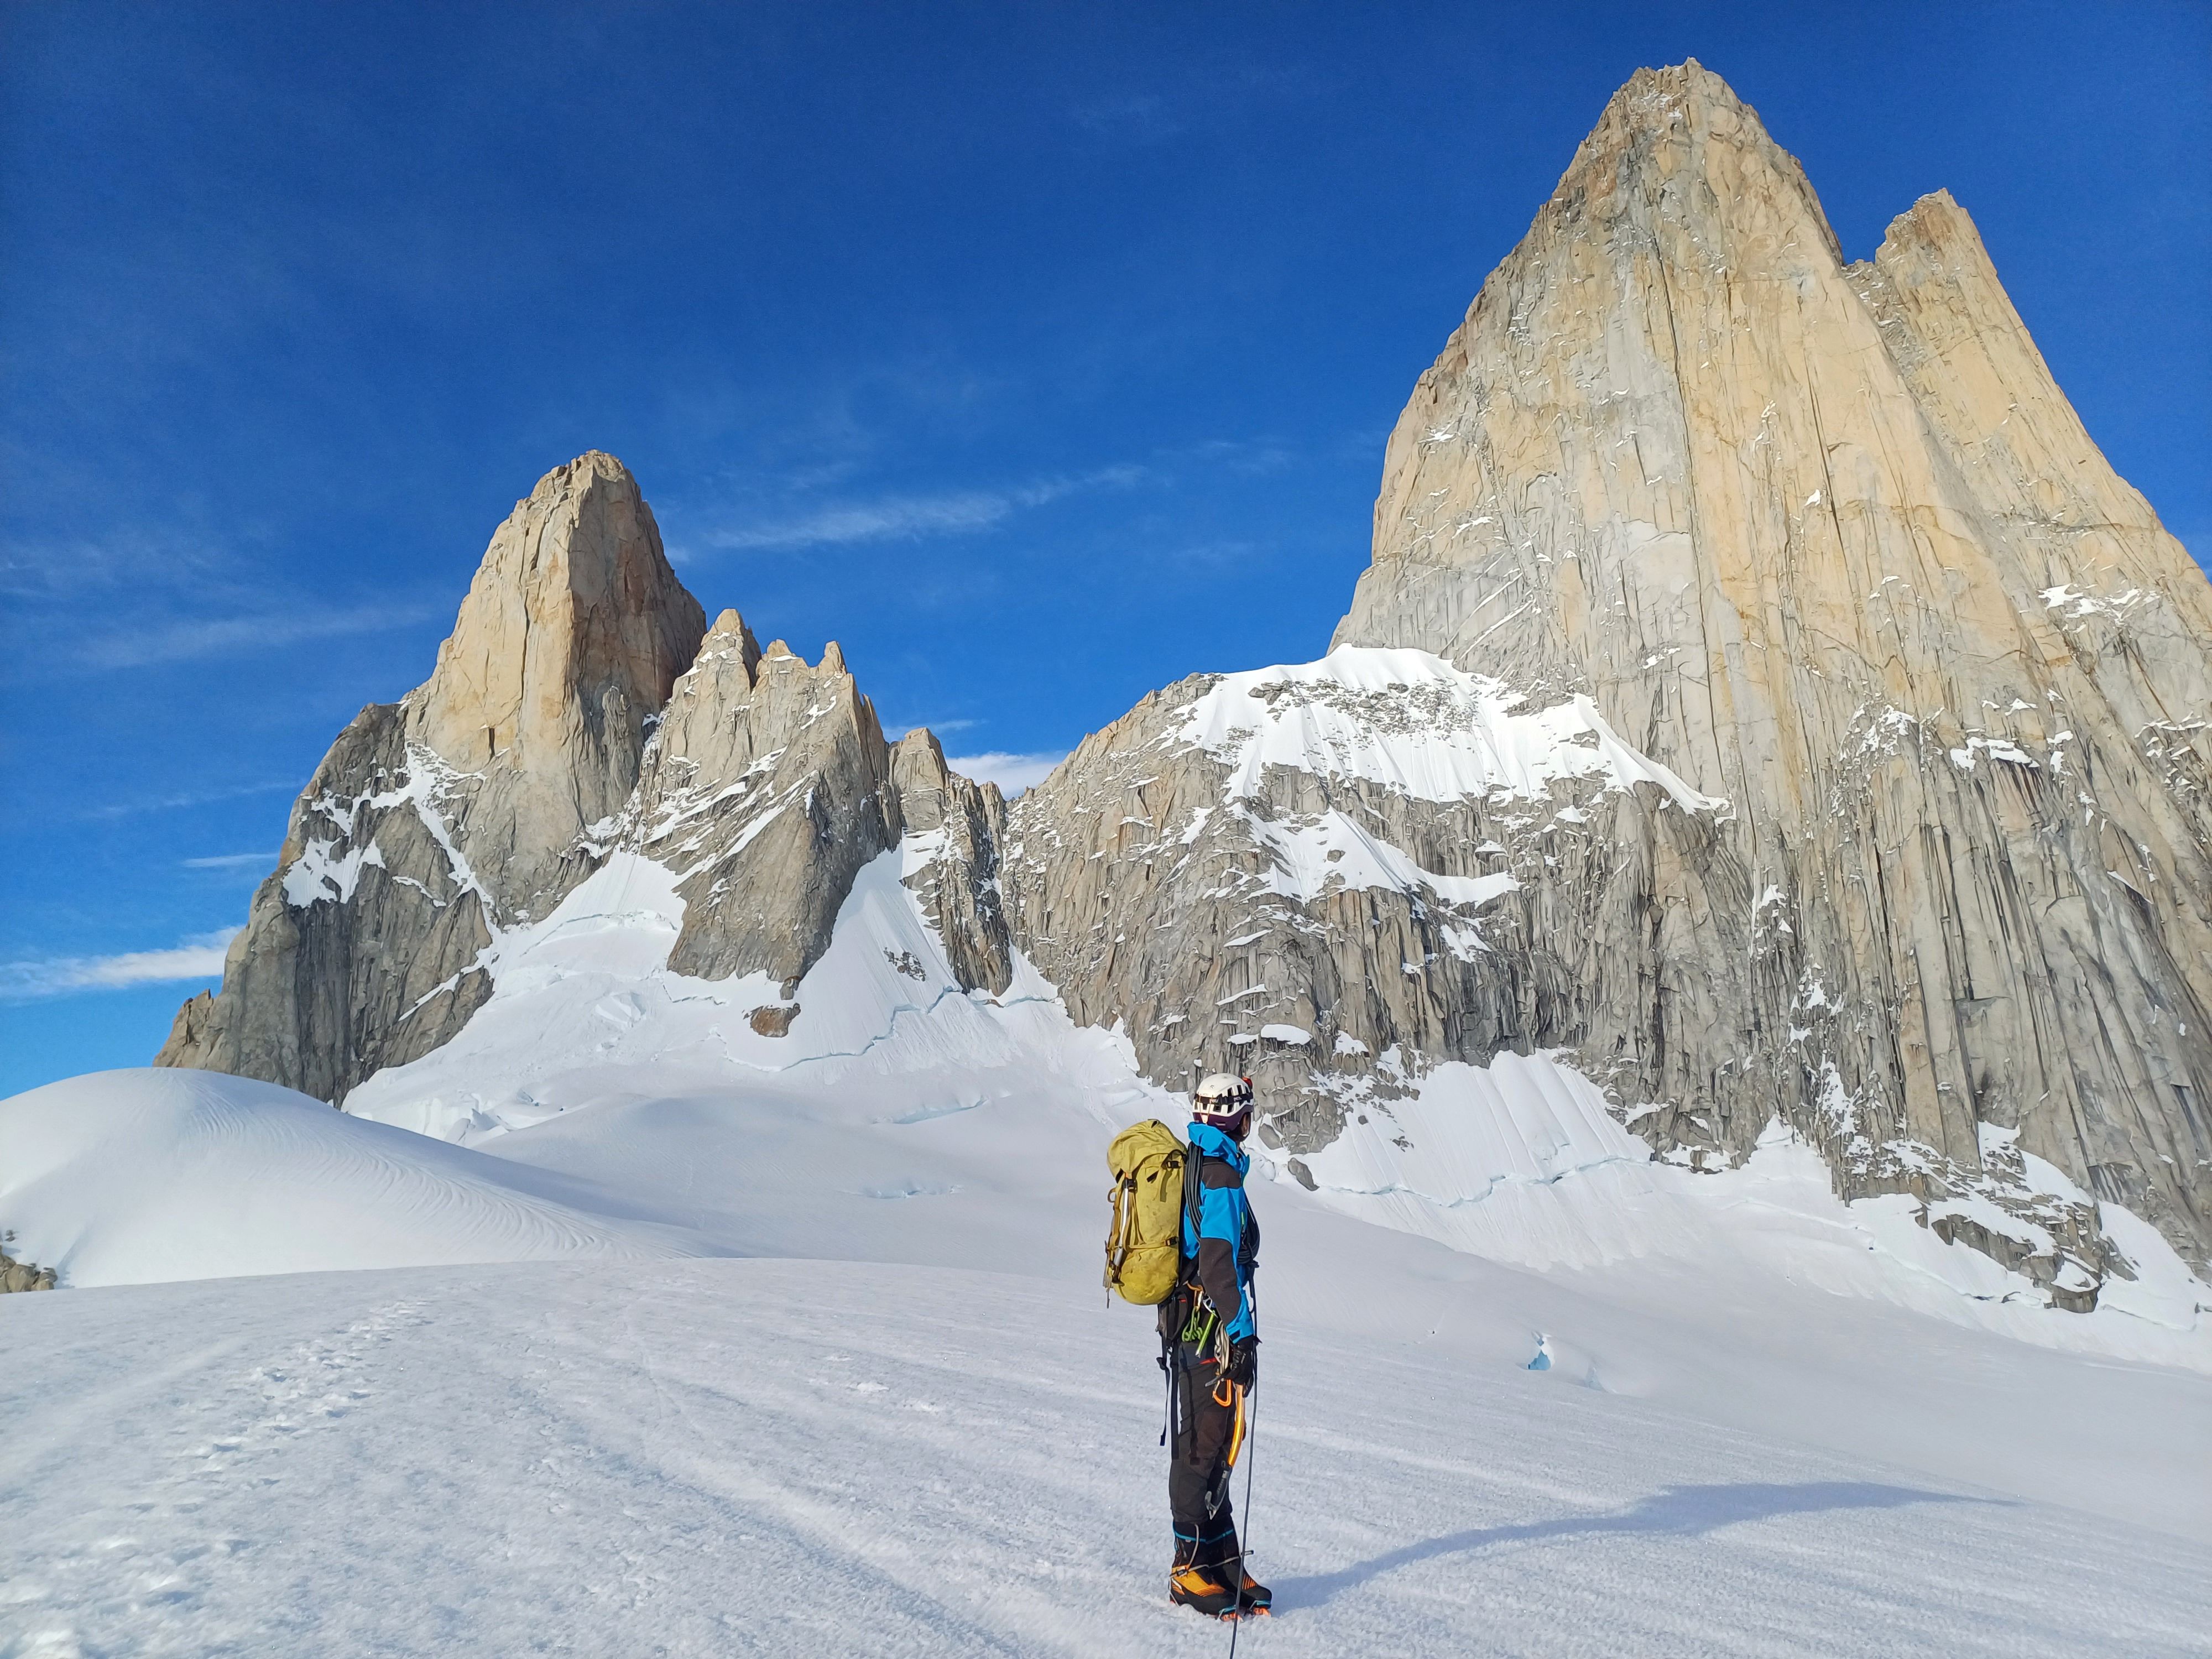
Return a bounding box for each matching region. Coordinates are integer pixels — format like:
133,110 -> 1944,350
5,1260 -> 2208,1659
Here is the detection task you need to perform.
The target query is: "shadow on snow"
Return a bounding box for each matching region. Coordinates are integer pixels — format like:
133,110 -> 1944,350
1271,1481 -> 2001,1610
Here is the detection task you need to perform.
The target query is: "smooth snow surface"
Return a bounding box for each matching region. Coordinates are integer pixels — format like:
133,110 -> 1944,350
6,1261 -> 2209,1658
1181,646 -> 1725,812
0,1069 -> 711,1286
1282,1053 -> 2212,1362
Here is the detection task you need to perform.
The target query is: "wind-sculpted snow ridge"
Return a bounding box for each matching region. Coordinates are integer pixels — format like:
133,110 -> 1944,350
0,1069 -> 713,1286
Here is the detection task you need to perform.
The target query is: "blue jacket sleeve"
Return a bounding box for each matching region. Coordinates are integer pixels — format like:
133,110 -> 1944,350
1192,1177 -> 1256,1343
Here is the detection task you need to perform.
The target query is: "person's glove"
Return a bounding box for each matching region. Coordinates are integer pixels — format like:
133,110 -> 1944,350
1227,1336 -> 1258,1390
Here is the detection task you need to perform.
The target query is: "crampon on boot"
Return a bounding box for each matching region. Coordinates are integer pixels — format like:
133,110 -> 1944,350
1232,1568 -> 1272,1615
1168,1563 -> 1240,1619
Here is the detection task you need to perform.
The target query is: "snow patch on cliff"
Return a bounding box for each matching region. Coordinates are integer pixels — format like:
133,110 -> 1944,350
1181,645 -> 1725,812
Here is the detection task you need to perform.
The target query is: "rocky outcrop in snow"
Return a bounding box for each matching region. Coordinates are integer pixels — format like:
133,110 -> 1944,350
617,608 -> 1013,1003
1,1239 -> 57,1292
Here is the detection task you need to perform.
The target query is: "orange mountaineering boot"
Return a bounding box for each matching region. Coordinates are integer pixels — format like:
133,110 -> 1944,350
1168,1562 -> 1240,1619
1232,1566 -> 1271,1614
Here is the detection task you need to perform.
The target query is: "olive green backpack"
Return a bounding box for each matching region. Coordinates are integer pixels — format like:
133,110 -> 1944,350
1103,1119 -> 1191,1305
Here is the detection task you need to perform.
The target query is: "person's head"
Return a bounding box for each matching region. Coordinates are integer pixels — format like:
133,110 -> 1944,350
1192,1073 -> 1254,1141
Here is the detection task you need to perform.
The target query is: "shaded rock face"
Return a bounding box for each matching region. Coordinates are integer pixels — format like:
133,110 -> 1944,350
158,472 -> 1008,1101
1,1240 -> 58,1292
618,610 -> 1012,995
1315,61 -> 2212,1271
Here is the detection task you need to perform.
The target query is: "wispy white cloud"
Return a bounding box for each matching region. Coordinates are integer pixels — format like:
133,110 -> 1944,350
883,717 -> 980,742
80,780 -> 298,821
947,750 -> 1069,796
0,526 -> 233,601
182,852 -> 274,869
700,466 -> 1145,554
2,928 -> 239,1001
77,601 -> 440,670
1176,437 -> 1293,476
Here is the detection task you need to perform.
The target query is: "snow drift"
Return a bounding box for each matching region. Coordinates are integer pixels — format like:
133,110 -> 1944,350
0,1068 -> 713,1286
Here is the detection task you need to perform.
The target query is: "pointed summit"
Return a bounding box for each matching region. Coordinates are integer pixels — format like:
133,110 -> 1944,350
1330,58 -> 2212,1271
413,451 -> 706,914
1527,59 -> 1844,298
157,454 -> 709,1102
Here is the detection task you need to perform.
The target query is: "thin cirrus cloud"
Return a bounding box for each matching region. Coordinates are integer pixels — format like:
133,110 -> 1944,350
946,751 -> 1068,795
182,852 -> 274,869
75,600 -> 440,671
698,466 -> 1146,554
1,928 -> 240,1001
80,780 -> 298,821
881,717 -> 980,742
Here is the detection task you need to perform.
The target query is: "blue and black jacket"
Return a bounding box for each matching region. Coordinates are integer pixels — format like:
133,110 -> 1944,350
1181,1120 -> 1259,1344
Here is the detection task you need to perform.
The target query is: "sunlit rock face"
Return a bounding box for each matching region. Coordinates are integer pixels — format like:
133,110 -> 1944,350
159,62 -> 2212,1303
159,453 -> 708,1104
159,455 -> 1014,1106
1322,61 -> 2212,1276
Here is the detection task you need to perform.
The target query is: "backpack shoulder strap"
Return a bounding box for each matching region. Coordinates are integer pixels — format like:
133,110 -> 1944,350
1181,1142 -> 1207,1260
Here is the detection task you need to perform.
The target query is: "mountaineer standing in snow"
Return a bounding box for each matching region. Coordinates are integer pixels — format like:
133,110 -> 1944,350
1165,1073 -> 1270,1618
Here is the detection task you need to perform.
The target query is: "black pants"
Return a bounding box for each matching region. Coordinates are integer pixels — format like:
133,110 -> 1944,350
1169,1349 -> 1241,1571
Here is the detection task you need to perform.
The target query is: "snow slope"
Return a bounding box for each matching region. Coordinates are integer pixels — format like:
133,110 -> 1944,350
338,839 -> 2212,1366
0,1068 -> 716,1286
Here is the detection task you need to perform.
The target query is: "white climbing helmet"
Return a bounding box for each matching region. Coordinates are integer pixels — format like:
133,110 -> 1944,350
1192,1073 -> 1254,1123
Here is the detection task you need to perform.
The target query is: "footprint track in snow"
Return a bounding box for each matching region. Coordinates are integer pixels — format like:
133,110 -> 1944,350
3,1300 -> 429,1656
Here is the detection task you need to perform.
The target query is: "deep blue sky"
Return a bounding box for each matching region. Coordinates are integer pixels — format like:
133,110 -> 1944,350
3,2 -> 2206,1095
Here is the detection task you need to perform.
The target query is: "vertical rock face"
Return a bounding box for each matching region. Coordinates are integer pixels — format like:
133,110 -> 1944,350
619,612 -> 1008,994
156,453 -> 707,1103
888,729 -> 1014,998
158,467 -> 1008,1097
151,64 -> 2210,1298
1318,61 -> 2212,1269
413,452 -> 709,913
